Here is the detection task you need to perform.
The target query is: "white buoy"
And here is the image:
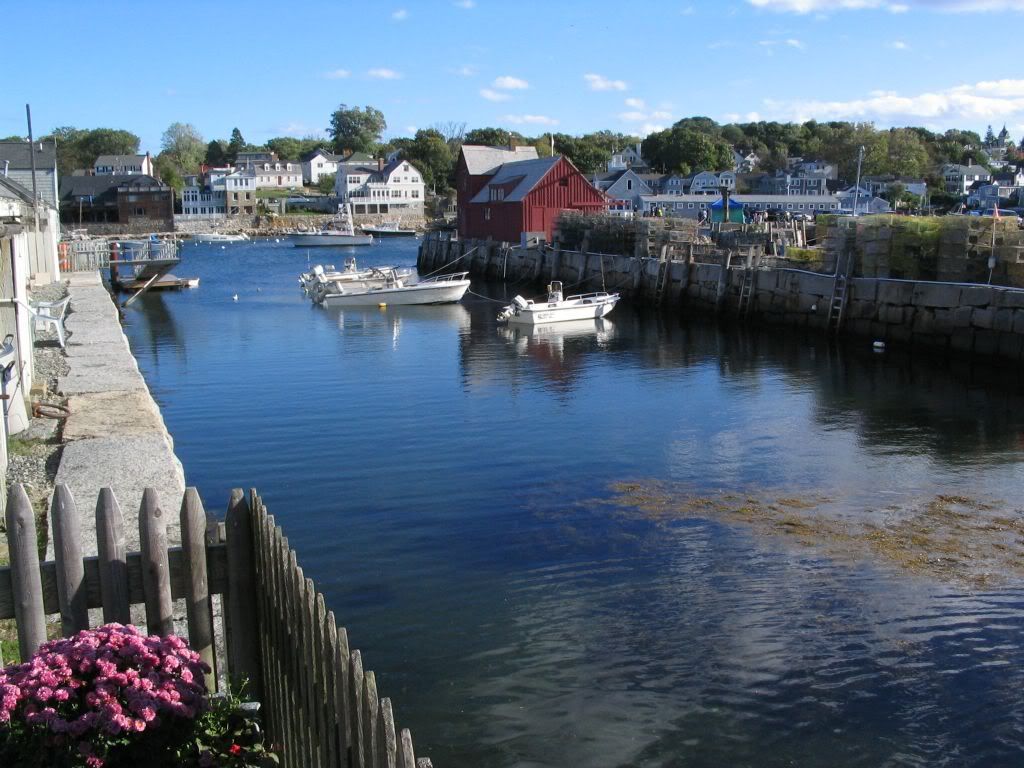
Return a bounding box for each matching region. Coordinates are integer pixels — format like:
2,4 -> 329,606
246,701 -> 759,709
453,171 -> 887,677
221,245 -> 226,250
232,294 -> 239,301
873,340 -> 885,351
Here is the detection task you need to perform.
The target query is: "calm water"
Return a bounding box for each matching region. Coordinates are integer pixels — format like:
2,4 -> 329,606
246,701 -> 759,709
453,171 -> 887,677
122,238 -> 1024,768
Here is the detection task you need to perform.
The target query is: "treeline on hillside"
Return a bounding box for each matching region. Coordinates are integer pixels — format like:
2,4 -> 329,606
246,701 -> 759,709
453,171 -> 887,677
26,104 -> 1023,195
641,117 -> 1020,182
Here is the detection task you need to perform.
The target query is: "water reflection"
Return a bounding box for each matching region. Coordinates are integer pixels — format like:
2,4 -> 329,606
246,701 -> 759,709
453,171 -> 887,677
119,245 -> 1024,768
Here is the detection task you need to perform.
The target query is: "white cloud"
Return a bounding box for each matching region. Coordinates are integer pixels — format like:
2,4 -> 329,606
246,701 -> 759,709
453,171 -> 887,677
454,0 -> 475,7
451,65 -> 476,77
406,125 -> 418,133
368,68 -> 402,79
651,110 -> 673,120
680,5 -> 696,14
619,111 -> 648,121
502,114 -> 559,126
324,69 -> 350,79
625,97 -> 646,109
479,88 -> 511,102
785,38 -> 805,48
391,8 -> 408,20
493,75 -> 529,90
762,77 -> 1024,125
584,73 -> 628,91
747,0 -> 1022,12
888,40 -> 909,49
278,122 -> 312,136
641,123 -> 668,136
620,107 -> 674,125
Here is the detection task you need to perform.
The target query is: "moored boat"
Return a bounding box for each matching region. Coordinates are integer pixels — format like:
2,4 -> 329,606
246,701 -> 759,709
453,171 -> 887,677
361,221 -> 419,238
317,269 -> 470,307
300,259 -> 415,296
289,203 -> 373,247
497,281 -> 619,325
193,232 -> 249,243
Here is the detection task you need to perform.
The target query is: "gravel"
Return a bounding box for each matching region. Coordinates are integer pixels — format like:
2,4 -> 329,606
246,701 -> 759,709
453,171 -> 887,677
3,280 -> 72,509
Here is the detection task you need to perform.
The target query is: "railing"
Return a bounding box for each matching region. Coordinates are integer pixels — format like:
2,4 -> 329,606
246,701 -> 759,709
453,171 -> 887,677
61,239 -> 180,272
0,484 -> 433,768
420,272 -> 469,284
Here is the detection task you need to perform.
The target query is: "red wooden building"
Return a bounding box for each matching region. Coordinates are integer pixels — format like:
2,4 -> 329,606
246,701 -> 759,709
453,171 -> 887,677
457,146 -> 607,243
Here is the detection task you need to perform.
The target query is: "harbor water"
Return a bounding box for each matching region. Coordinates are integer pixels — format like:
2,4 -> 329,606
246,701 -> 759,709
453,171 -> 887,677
121,238 -> 1024,768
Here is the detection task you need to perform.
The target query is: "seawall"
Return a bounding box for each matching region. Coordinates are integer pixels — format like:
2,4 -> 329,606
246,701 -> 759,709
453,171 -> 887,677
419,234 -> 1024,362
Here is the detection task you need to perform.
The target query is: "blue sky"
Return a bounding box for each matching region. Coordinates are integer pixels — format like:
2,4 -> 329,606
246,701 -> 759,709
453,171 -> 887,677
2,0 -> 1023,153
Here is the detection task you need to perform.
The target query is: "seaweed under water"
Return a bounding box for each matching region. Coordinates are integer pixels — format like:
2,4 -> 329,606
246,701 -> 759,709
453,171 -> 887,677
597,481 -> 1024,588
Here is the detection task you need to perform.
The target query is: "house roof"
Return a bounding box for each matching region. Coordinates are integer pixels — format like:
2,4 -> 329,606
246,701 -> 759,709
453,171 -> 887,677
301,148 -> 344,163
94,154 -> 148,167
460,145 -> 539,176
59,174 -> 166,200
469,156 -> 560,203
0,173 -> 38,205
341,151 -> 375,163
0,140 -> 57,171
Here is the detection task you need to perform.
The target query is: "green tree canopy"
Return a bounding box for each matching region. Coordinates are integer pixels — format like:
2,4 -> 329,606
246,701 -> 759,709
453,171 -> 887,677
204,139 -> 228,166
227,128 -> 246,163
400,129 -> 453,191
160,122 -> 205,174
41,126 -> 142,176
153,153 -> 184,190
328,105 -> 386,155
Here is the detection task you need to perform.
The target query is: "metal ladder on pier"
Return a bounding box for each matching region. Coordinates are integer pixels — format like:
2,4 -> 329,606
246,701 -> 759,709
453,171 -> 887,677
653,249 -> 671,307
736,252 -> 759,318
826,253 -> 851,334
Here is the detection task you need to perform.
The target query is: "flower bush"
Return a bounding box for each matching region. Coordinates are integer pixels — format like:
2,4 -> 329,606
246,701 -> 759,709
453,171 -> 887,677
0,624 -> 211,767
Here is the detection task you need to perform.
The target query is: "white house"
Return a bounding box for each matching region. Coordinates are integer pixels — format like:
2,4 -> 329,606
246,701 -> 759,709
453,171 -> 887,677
94,153 -> 154,176
0,140 -> 59,208
335,158 -> 425,215
181,167 -> 230,219
302,149 -> 343,185
251,160 -> 303,190
607,144 -> 646,172
942,163 -> 992,196
690,171 -> 735,195
225,170 -> 257,215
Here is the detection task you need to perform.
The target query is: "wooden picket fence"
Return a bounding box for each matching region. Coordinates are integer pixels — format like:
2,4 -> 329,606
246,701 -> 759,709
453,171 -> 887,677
0,483 -> 433,768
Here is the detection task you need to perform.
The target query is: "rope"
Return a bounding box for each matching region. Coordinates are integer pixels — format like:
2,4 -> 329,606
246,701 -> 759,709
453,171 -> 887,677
465,289 -> 511,304
420,245 -> 480,278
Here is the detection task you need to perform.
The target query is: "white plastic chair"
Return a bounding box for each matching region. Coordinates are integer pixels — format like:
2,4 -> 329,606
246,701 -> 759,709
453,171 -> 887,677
28,296 -> 71,348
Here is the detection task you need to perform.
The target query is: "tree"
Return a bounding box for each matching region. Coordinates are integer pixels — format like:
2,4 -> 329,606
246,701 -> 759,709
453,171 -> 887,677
327,105 -> 386,155
153,153 -> 184,190
0,135 -> 25,142
643,125 -> 733,174
464,127 -> 520,147
984,125 -> 996,145
316,172 -> 336,195
227,128 -> 246,162
205,140 -> 227,166
266,136 -> 303,161
401,129 -> 453,191
160,123 -> 205,174
40,126 -> 142,176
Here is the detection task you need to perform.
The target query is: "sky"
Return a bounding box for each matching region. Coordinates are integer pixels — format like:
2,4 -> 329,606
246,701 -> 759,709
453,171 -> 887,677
2,0 -> 1023,153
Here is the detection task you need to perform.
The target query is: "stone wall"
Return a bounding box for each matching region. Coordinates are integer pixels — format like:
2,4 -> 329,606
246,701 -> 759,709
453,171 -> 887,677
419,233 -> 1024,362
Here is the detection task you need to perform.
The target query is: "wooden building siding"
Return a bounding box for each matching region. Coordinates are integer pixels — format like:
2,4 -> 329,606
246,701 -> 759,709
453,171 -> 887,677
462,157 -> 607,243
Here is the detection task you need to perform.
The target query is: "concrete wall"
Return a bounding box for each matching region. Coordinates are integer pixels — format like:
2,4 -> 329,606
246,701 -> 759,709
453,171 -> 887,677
419,233 -> 1024,362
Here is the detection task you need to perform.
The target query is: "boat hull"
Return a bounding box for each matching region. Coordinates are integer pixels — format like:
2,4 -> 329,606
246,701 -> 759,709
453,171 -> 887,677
290,234 -> 374,247
362,228 -> 418,238
320,280 -> 470,306
506,298 -> 618,325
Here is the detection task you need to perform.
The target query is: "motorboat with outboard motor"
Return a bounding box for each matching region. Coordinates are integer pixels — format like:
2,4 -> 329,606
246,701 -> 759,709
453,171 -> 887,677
317,269 -> 470,307
497,281 -> 619,325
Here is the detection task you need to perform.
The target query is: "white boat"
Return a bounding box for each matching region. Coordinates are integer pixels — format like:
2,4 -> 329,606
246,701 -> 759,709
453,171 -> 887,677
193,232 -> 248,243
290,202 -> 373,247
497,281 -> 619,325
300,259 -> 415,295
361,221 -> 418,238
318,270 -> 470,307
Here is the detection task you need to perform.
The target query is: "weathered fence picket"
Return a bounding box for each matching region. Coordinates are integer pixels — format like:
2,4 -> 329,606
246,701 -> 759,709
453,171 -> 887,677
1,483 -> 434,767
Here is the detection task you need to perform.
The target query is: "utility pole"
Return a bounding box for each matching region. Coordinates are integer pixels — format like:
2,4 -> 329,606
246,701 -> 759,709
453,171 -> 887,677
852,145 -> 864,217
25,104 -> 40,232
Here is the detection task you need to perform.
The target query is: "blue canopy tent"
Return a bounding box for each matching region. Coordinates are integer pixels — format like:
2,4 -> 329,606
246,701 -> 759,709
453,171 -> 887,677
710,195 -> 746,224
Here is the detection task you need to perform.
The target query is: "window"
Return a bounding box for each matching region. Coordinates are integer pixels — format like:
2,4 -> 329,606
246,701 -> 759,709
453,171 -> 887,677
134,207 -> 145,216
485,207 -> 491,221
403,164 -> 410,172
688,203 -> 694,209
626,180 -> 633,191
392,190 -> 401,198
559,177 -> 569,187
412,190 -> 420,199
